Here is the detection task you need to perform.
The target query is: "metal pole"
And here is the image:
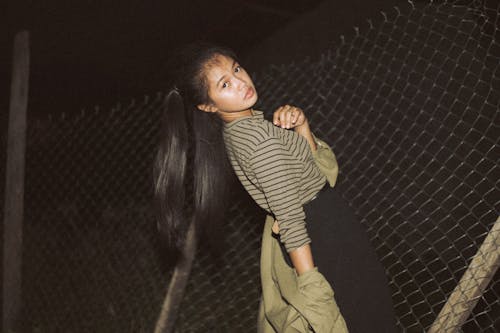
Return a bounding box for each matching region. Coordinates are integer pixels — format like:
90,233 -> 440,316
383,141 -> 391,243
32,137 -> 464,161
428,216 -> 500,333
2,30 -> 30,333
154,221 -> 197,333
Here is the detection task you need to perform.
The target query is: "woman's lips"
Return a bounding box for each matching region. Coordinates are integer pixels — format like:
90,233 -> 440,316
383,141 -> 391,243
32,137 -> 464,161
244,87 -> 254,99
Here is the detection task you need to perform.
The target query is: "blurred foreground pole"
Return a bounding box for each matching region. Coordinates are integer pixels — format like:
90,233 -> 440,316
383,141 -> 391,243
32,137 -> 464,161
2,31 -> 30,333
154,221 -> 197,333
428,216 -> 500,333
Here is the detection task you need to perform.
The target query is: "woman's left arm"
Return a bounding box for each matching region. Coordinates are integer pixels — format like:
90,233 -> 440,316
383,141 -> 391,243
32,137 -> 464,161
274,105 -> 339,187
273,105 -> 317,152
271,105 -> 318,275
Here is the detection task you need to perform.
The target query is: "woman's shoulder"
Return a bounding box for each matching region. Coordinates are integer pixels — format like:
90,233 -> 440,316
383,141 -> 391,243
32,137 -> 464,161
226,113 -> 281,145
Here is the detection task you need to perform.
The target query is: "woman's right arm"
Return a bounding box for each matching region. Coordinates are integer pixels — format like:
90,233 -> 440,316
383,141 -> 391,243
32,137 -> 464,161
289,244 -> 315,275
273,220 -> 315,275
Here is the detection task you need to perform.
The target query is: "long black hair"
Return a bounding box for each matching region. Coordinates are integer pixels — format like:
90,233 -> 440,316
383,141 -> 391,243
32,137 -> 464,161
154,42 -> 238,255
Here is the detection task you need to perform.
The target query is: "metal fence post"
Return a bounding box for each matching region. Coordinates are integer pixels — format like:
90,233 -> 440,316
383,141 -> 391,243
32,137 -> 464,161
2,30 -> 30,333
428,216 -> 500,333
154,221 -> 197,333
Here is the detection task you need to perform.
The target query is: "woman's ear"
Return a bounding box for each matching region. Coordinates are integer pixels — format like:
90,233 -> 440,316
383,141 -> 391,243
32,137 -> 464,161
197,103 -> 218,113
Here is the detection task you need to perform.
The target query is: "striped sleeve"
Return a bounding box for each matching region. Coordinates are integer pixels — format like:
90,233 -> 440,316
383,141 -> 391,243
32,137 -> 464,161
250,136 -> 311,252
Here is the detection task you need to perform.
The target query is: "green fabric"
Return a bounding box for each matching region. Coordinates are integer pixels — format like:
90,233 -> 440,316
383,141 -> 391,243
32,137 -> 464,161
258,217 -> 348,333
258,139 -> 348,332
311,135 -> 339,188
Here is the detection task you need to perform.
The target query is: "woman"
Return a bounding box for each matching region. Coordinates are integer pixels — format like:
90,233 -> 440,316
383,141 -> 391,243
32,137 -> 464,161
154,42 -> 397,332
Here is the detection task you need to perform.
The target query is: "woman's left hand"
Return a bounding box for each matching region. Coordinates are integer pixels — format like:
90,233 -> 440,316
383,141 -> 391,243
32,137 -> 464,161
273,105 -> 307,129
274,104 -> 317,151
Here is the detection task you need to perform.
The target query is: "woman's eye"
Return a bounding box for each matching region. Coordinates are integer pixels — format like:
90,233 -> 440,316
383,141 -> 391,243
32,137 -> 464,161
234,66 -> 241,73
222,82 -> 229,88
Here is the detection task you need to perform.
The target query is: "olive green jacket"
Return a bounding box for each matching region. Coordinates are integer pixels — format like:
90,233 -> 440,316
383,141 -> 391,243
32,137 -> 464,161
257,137 -> 349,333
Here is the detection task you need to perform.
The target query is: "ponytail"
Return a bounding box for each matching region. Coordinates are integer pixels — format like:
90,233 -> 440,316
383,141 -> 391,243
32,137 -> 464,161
154,87 -> 233,255
192,103 -> 232,244
154,89 -> 190,254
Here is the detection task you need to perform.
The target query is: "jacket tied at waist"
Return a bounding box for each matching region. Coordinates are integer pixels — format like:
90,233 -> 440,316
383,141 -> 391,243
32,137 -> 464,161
257,135 -> 348,332
257,215 -> 348,332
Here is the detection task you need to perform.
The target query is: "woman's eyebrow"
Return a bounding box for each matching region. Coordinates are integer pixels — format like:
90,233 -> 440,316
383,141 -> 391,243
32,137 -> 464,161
216,60 -> 237,87
216,75 -> 227,87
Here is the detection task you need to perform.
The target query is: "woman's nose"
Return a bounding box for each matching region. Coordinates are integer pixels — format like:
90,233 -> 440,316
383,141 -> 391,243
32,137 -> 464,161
236,79 -> 247,90
233,76 -> 246,89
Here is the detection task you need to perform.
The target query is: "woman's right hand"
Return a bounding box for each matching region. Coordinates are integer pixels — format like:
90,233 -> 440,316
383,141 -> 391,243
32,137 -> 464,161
272,220 -> 280,234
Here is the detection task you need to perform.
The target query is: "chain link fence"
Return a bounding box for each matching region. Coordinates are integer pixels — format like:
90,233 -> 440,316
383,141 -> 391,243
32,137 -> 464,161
3,0 -> 498,331
22,98 -> 169,332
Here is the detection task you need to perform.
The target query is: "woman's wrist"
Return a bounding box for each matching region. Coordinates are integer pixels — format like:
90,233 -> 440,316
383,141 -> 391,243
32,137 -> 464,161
294,121 -> 317,151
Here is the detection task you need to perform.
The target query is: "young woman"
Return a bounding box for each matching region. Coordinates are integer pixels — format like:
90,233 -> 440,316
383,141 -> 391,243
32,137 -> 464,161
154,42 -> 397,332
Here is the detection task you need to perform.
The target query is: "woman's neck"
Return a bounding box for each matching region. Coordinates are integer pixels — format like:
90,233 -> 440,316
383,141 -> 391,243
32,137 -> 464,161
219,108 -> 254,123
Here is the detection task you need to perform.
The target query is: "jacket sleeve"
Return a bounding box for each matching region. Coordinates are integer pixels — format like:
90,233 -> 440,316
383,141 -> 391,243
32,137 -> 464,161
297,268 -> 349,332
311,134 -> 339,187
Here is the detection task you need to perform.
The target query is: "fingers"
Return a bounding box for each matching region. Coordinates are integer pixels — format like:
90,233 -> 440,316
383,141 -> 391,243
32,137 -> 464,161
273,105 -> 292,127
272,220 -> 280,234
295,112 -> 305,127
291,110 -> 298,124
273,106 -> 283,126
282,106 -> 293,128
273,105 -> 304,129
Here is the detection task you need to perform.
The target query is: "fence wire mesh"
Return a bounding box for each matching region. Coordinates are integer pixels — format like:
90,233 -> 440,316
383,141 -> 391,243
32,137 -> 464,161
7,0 -> 499,332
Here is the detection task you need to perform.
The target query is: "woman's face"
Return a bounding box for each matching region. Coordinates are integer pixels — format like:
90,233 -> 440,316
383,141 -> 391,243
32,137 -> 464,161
198,54 -> 258,119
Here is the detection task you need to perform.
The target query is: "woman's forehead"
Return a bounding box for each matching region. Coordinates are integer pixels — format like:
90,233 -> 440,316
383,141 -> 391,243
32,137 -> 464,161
203,54 -> 235,83
205,54 -> 234,72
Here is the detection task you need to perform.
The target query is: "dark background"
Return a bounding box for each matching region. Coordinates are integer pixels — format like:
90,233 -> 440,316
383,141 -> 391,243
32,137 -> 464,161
3,0 -> 401,118
3,0 -> 325,117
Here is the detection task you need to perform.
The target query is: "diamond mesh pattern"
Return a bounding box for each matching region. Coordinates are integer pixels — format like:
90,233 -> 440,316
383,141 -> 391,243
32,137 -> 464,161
10,0 -> 499,332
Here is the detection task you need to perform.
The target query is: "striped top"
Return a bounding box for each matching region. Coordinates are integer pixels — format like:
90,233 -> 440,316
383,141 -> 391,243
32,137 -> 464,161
223,110 -> 327,252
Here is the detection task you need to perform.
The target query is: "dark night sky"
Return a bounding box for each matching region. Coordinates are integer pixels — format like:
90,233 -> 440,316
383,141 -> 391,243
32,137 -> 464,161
3,0 -> 324,117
